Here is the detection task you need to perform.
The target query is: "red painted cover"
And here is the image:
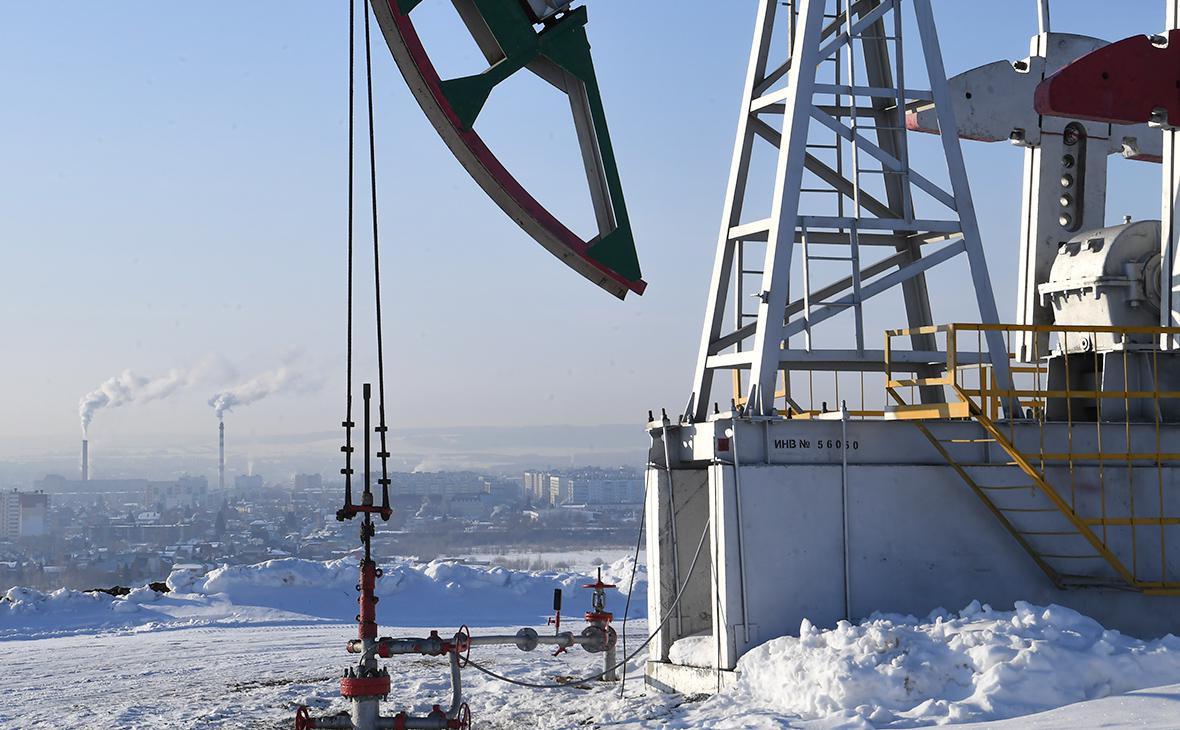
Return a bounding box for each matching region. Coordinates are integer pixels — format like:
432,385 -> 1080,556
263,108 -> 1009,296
1034,29 -> 1180,126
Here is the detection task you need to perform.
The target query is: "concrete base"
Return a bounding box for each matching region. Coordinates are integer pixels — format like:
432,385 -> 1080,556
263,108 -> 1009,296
645,661 -> 738,695
643,415 -> 1180,688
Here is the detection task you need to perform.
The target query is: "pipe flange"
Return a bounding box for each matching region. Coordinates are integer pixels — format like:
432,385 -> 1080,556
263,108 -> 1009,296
514,627 -> 539,652
340,674 -> 391,698
580,625 -> 606,653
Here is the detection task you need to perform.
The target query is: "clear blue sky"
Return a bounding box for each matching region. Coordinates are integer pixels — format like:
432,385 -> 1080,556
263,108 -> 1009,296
0,1 -> 1168,461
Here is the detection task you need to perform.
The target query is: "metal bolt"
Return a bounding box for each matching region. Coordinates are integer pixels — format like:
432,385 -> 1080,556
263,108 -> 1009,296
1059,213 -> 1073,227
1060,174 -> 1073,188
1059,194 -> 1072,207
1061,154 -> 1075,169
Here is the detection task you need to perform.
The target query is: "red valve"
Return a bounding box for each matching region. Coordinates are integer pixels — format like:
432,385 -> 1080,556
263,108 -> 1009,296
582,579 -> 616,590
294,706 -> 312,730
450,702 -> 472,729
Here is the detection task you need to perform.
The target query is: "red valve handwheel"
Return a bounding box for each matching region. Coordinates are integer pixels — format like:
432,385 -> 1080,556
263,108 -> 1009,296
455,624 -> 472,668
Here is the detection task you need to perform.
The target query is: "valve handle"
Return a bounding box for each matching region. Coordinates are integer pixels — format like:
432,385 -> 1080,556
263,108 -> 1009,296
294,706 -> 312,730
455,624 -> 472,668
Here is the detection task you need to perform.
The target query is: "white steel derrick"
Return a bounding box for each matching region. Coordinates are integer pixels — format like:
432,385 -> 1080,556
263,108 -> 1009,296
1163,0 -> 1180,349
686,0 -> 1013,421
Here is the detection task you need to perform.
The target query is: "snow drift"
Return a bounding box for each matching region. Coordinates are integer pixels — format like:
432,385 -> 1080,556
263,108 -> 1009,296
1,554 -> 645,640
686,600 -> 1180,728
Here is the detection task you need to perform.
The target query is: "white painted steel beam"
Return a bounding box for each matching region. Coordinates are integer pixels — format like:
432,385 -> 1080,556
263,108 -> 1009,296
911,0 -> 1015,414
1163,0 -> 1180,349
686,0 -> 779,420
743,0 -> 827,416
808,107 -> 957,211
707,348 -> 987,373
816,0 -> 895,60
687,0 -> 1013,421
780,240 -> 966,340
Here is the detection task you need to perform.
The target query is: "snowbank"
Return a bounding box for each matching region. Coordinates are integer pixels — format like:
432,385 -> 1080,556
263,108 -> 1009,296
668,631 -> 713,667
0,554 -> 645,640
181,553 -> 643,626
700,600 -> 1180,727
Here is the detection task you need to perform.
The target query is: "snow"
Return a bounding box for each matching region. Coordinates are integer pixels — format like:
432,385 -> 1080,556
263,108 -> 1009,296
669,631 -> 714,667
952,683 -> 1180,728
1,553 -> 645,640
661,600 -> 1180,728
7,556 -> 1180,729
0,621 -> 675,730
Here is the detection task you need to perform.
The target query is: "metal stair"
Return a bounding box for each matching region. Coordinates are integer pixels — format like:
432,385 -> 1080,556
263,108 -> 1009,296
883,324 -> 1180,593
901,410 -> 1136,590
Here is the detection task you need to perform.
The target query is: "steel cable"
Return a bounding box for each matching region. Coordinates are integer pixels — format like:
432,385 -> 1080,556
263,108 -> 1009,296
340,0 -> 357,514
617,471 -> 649,696
361,0 -> 392,510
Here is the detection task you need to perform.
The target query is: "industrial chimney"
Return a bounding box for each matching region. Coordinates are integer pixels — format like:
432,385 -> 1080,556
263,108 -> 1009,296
81,439 -> 89,482
218,421 -> 225,490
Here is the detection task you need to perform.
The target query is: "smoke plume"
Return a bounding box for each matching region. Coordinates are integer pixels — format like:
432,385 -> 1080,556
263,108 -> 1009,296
79,356 -> 234,434
208,365 -> 303,420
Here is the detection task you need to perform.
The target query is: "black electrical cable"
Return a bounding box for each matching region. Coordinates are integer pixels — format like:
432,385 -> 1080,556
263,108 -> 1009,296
465,520 -> 710,690
361,0 -> 392,516
340,0 -> 356,513
617,474 -> 649,697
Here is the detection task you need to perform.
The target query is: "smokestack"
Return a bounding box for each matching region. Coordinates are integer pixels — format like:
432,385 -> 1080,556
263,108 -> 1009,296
81,439 -> 89,482
218,421 -> 225,490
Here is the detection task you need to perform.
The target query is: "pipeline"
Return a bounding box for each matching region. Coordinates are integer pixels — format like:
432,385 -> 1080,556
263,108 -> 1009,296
463,518 -> 712,690
299,512 -> 711,728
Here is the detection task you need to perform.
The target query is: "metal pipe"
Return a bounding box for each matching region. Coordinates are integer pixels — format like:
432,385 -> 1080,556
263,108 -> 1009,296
659,416 -> 684,638
839,402 -> 851,620
446,648 -> 462,718
376,718 -> 449,730
1036,0 -> 1050,34
727,415 -> 752,646
354,636 -> 446,656
603,641 -> 618,683
468,631 -> 591,649
352,697 -> 380,730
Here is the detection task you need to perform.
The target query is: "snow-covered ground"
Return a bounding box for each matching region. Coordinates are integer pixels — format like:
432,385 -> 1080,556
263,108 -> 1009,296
664,601 -> 1180,728
0,552 -> 644,640
450,548 -> 643,575
5,556 -> 1180,729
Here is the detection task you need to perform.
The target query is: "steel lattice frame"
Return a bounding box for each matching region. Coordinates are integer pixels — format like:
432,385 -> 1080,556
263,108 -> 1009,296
686,0 -> 1014,421
1164,0 -> 1180,348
